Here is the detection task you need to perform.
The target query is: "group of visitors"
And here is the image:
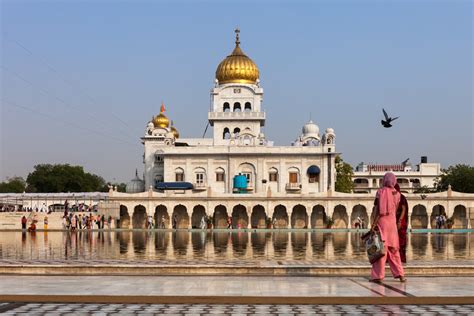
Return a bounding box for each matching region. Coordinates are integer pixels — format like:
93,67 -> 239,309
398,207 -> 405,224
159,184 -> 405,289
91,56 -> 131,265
21,214 -> 42,232
435,214 -> 447,229
370,172 -> 407,283
63,211 -> 112,231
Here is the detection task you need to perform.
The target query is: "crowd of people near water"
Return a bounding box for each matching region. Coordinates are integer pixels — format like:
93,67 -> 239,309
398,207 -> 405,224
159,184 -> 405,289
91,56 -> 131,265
62,211 -> 112,231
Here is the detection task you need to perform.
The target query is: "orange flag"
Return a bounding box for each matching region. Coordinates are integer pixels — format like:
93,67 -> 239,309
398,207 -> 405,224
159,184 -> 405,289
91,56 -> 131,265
160,102 -> 165,113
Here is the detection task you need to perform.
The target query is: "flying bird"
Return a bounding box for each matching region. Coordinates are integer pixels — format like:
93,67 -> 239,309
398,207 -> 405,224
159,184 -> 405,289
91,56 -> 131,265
381,108 -> 399,128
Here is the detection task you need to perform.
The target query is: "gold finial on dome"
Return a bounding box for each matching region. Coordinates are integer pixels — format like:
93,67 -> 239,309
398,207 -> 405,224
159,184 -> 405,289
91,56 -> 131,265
153,101 -> 170,128
235,27 -> 240,46
215,28 -> 259,85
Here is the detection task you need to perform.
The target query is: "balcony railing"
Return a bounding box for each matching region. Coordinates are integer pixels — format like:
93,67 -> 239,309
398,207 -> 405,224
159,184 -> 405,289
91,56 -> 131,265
193,182 -> 207,191
208,112 -> 265,120
286,183 -> 302,191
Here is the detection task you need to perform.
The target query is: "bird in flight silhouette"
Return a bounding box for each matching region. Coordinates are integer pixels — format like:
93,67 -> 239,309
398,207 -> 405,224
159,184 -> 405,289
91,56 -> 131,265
381,108 -> 399,128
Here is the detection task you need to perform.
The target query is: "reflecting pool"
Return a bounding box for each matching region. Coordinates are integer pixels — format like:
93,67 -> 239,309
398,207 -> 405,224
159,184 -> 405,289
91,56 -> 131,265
0,231 -> 471,262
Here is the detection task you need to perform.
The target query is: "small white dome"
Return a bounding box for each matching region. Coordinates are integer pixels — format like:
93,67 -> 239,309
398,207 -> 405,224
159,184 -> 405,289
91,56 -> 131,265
126,170 -> 145,193
302,120 -> 319,136
325,127 -> 334,134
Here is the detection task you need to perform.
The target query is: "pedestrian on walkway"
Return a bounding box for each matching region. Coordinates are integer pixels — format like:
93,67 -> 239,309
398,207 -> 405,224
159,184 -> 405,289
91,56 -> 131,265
78,214 -> 82,230
173,214 -> 178,229
43,215 -> 48,230
21,216 -> 27,230
101,214 -> 105,229
394,184 -> 408,263
370,172 -> 406,283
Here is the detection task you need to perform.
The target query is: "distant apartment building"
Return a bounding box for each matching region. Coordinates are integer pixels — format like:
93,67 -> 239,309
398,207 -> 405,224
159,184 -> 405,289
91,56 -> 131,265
352,156 -> 441,194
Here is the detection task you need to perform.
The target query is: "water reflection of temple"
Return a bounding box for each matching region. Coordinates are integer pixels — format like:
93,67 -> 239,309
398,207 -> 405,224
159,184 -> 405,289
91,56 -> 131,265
0,232 -> 471,262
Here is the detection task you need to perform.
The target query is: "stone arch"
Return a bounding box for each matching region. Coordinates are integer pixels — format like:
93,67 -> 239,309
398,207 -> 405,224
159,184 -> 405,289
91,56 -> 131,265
213,205 -> 228,228
250,204 -> 266,228
154,205 -> 169,229
411,204 -> 428,229
431,204 -> 445,228
223,102 -> 230,112
119,205 -> 130,229
351,204 -> 368,229
452,205 -> 467,229
132,205 -> 147,229
273,204 -> 288,228
233,102 -> 241,112
191,205 -> 206,228
291,204 -> 308,228
232,204 -> 249,229
172,204 -> 189,229
333,205 -> 348,228
311,205 -> 326,228
244,102 -> 252,111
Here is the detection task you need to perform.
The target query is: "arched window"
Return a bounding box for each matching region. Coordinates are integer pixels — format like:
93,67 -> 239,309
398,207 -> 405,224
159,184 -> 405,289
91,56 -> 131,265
269,168 -> 278,182
288,167 -> 300,184
307,165 -> 320,183
175,168 -> 184,182
223,102 -> 230,112
233,102 -> 241,112
244,102 -> 251,111
215,167 -> 225,182
233,127 -> 241,137
194,167 -> 206,186
223,127 -> 230,139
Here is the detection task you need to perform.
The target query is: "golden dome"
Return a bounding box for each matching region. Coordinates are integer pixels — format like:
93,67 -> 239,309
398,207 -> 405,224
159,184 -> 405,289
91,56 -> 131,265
215,29 -> 259,84
153,103 -> 169,128
170,125 -> 180,139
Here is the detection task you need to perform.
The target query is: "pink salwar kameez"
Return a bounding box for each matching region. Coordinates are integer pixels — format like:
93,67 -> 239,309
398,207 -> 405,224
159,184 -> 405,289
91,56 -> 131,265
371,172 -> 405,281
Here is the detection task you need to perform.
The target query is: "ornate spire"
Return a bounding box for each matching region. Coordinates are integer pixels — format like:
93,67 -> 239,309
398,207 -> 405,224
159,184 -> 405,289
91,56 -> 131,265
235,28 -> 240,46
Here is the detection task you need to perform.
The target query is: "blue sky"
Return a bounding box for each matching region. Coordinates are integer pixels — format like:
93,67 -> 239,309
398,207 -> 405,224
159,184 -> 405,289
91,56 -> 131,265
1,0 -> 472,182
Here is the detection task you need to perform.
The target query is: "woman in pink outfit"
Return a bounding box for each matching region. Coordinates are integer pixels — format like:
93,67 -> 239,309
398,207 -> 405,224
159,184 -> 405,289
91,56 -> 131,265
371,172 -> 406,282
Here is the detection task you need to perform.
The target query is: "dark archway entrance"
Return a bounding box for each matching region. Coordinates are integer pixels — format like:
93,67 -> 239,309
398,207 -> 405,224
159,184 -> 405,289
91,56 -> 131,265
191,205 -> 206,228
411,204 -> 428,228
232,204 -> 249,229
132,205 -> 147,229
311,205 -> 326,228
291,204 -> 307,228
453,205 -> 467,229
273,205 -> 288,228
119,205 -> 130,229
431,205 -> 445,228
213,205 -> 228,228
172,205 -> 189,229
154,205 -> 169,229
333,205 -> 348,228
251,205 -> 266,228
351,204 -> 368,229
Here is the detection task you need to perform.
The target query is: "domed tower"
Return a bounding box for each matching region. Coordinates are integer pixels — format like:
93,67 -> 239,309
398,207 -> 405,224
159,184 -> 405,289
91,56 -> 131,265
209,28 -> 266,146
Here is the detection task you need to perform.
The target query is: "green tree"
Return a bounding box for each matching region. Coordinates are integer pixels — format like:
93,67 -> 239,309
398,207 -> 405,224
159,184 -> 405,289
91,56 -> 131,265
335,155 -> 354,193
435,164 -> 474,193
0,176 -> 26,193
26,164 -> 106,193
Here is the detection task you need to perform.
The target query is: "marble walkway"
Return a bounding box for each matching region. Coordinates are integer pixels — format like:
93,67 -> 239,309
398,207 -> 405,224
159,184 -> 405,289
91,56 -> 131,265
0,276 -> 472,305
0,302 -> 473,315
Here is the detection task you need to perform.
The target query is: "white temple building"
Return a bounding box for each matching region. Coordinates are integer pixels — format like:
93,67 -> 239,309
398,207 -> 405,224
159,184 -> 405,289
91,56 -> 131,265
140,29 -> 336,196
